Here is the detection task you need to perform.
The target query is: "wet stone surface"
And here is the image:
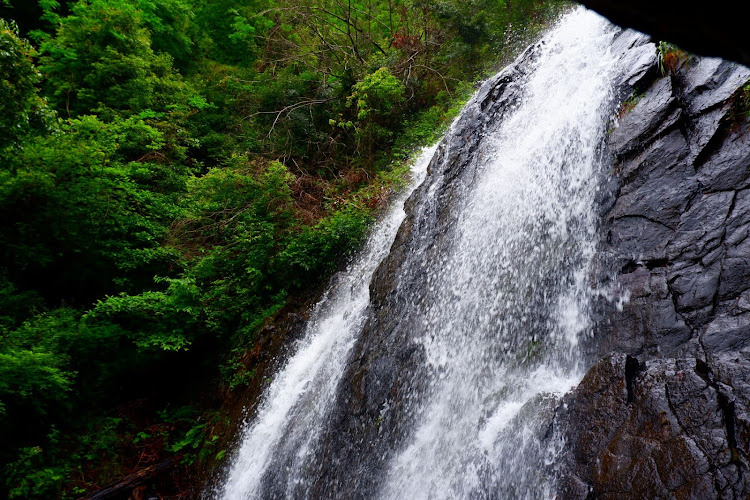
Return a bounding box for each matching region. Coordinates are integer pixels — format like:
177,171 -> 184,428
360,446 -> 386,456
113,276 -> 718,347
559,37 -> 750,499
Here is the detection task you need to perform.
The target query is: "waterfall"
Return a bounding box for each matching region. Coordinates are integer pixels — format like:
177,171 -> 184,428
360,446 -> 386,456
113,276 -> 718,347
217,8 -> 629,499
377,9 -> 617,498
215,144 -> 435,499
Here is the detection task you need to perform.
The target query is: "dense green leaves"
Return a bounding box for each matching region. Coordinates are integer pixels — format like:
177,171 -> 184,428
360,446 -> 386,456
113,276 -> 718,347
0,0 -> 560,496
0,349 -> 73,416
0,115 -> 187,301
36,0 -> 194,117
0,19 -> 52,151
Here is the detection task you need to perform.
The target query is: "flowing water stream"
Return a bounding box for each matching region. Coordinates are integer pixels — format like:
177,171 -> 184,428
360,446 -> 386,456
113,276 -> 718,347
217,8 -> 626,499
376,9 -> 618,498
216,143 -> 435,499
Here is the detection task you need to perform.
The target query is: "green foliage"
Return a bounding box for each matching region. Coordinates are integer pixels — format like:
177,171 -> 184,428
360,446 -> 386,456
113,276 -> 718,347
37,0 -> 193,117
657,40 -> 690,76
77,155 -> 373,374
0,18 -> 53,151
0,114 -> 188,301
5,446 -> 68,499
727,81 -> 750,126
135,0 -> 200,69
175,159 -> 296,339
0,274 -> 44,329
220,354 -> 257,390
4,418 -> 125,499
737,82 -> 750,118
279,206 -> 374,286
87,277 -> 201,352
346,67 -> 406,160
0,349 -> 73,416
391,83 -> 474,159
0,308 -> 126,422
195,0 -> 271,64
157,405 -> 225,466
349,68 -> 406,121
0,0 -> 562,496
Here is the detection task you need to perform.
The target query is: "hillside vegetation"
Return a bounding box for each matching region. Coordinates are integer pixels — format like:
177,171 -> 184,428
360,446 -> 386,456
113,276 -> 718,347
0,0 -> 561,496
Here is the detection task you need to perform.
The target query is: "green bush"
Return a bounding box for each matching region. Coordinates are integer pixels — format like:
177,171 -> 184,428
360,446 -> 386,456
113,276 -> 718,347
0,18 -> 53,151
279,206 -> 374,287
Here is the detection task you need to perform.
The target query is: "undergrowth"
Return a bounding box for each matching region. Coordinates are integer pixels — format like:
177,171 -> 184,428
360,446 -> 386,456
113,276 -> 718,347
658,41 -> 691,75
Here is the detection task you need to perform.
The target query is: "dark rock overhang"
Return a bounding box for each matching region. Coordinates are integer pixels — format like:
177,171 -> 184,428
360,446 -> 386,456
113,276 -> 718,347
579,0 -> 750,67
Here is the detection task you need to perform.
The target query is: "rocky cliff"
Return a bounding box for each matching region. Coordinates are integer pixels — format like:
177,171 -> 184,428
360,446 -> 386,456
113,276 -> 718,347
557,30 -> 750,499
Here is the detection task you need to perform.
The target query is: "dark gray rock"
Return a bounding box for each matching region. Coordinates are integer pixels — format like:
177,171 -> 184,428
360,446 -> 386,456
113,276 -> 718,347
666,190 -> 732,262
609,216 -> 673,260
719,257 -> 750,301
731,290 -> 750,314
617,129 -> 689,189
634,297 -> 692,355
670,260 -> 721,312
559,34 -> 750,499
683,58 -> 750,116
686,105 -> 728,164
649,105 -> 683,139
578,0 -> 750,68
611,35 -> 657,90
696,124 -> 750,191
599,52 -> 750,357
612,160 -> 697,228
610,77 -> 677,156
558,354 -> 750,499
702,314 -> 750,352
724,189 -> 750,243
595,268 -> 692,358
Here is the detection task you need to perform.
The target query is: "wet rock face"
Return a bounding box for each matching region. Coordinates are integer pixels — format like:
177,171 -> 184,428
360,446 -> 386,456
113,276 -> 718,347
558,352 -> 750,499
561,41 -> 750,498
599,55 -> 750,357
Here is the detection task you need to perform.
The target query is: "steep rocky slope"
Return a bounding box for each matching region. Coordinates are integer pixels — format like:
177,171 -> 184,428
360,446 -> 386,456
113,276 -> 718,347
558,32 -> 750,499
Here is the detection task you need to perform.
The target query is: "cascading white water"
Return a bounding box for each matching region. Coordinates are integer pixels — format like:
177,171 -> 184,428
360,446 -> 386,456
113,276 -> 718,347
216,144 -> 435,500
217,8 -> 625,499
377,9 -> 617,498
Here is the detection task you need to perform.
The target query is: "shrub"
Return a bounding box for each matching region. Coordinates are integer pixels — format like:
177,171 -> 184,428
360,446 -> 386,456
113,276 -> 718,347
657,41 -> 690,76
